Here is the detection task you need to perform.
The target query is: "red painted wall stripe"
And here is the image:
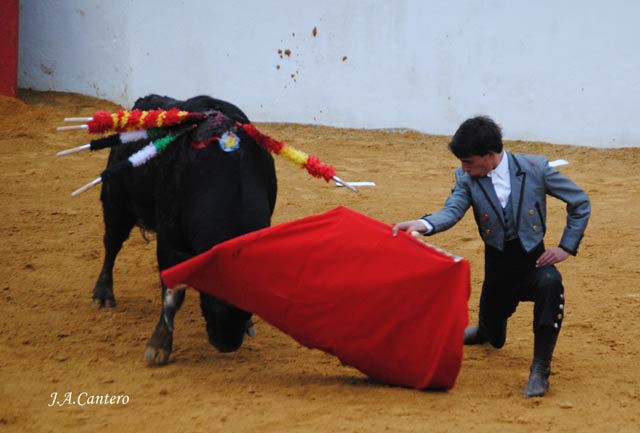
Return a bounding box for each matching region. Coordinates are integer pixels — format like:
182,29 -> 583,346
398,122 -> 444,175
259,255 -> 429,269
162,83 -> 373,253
0,0 -> 19,97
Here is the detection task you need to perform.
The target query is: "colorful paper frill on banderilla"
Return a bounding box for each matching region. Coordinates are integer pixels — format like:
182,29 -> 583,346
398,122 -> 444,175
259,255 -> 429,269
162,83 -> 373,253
162,206 -> 470,390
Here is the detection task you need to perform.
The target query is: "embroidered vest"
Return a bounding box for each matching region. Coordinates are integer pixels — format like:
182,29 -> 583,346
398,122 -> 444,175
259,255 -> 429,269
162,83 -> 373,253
502,197 -> 518,242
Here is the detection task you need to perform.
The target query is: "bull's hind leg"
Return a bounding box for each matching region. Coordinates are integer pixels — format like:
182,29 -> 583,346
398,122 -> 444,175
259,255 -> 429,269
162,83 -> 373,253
92,203 -> 135,308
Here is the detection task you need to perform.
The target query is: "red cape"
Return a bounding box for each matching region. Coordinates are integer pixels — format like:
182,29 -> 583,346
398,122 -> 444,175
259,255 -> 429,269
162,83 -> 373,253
162,206 -> 469,390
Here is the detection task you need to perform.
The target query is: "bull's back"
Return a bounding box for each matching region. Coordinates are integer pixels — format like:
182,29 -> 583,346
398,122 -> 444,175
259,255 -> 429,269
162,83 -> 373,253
101,94 -> 276,239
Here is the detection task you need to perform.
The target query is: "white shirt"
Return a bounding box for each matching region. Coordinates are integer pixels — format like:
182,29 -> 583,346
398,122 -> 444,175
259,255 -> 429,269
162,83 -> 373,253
419,152 -> 511,233
487,152 -> 511,208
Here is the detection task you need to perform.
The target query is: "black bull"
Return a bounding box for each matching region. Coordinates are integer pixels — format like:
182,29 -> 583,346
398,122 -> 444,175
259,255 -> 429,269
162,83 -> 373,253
91,95 -> 277,365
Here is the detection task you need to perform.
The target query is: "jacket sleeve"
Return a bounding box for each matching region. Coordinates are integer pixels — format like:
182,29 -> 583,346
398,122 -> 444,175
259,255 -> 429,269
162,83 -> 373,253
422,169 -> 472,235
544,164 -> 591,255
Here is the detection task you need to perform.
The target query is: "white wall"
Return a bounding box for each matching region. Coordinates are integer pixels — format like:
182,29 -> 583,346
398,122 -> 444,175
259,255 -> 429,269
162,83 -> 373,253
18,0 -> 640,148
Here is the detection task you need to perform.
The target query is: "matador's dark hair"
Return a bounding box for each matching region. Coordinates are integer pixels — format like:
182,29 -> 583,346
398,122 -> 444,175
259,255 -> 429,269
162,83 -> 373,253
448,115 -> 503,158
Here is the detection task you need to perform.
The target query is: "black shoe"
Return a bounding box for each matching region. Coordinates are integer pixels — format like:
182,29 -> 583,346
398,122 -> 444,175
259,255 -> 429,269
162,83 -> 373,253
523,359 -> 550,397
523,327 -> 558,397
463,325 -> 488,345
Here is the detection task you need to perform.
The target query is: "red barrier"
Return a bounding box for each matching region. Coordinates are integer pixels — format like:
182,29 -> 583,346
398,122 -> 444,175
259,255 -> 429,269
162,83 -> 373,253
0,0 -> 19,97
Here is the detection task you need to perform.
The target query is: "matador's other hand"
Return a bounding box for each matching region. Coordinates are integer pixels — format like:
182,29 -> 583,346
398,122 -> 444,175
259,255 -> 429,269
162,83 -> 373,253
392,220 -> 426,237
536,247 -> 570,268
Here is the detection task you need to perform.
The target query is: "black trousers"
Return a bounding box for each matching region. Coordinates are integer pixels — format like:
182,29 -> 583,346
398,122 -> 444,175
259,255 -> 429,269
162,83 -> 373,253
478,240 -> 565,346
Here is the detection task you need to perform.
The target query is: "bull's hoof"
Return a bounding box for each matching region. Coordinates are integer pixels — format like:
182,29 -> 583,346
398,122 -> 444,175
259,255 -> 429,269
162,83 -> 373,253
145,321 -> 173,366
144,345 -> 171,366
92,297 -> 116,309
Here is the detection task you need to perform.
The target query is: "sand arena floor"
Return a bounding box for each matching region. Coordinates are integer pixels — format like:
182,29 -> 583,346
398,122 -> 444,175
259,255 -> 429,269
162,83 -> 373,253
1,91 -> 639,432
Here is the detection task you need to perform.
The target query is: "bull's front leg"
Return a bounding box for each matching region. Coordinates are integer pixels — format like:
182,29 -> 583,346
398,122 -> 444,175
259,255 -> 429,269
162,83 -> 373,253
145,241 -> 192,366
93,192 -> 135,308
145,284 -> 186,365
92,258 -> 116,308
92,217 -> 134,308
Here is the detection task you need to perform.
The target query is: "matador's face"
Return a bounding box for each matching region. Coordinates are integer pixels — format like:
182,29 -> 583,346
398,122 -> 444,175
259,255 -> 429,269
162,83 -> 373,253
458,152 -> 500,178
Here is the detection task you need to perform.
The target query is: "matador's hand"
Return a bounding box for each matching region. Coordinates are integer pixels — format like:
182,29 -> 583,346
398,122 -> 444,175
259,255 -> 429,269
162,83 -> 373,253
536,247 -> 570,268
392,220 -> 427,237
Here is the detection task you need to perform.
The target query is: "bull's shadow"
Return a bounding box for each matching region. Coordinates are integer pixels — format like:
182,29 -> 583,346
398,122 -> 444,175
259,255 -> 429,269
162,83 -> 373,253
91,94 -> 277,366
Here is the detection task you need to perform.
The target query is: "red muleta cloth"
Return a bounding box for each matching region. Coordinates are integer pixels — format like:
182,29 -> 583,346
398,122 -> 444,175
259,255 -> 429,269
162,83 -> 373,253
161,206 -> 470,390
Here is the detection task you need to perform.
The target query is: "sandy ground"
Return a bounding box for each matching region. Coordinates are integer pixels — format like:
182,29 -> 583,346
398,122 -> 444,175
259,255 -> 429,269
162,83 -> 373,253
1,91 -> 639,433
